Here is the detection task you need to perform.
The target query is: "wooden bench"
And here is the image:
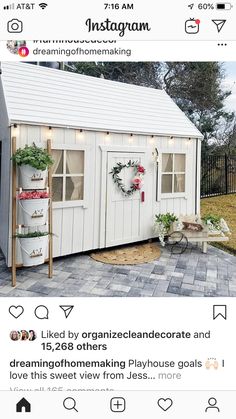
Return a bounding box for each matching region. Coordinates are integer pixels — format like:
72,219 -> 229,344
168,222 -> 229,254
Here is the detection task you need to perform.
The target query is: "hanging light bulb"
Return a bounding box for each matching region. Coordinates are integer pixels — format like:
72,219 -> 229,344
12,124 -> 19,138
149,135 -> 155,145
76,129 -> 84,141
105,131 -> 110,142
128,133 -> 134,143
48,126 -> 52,139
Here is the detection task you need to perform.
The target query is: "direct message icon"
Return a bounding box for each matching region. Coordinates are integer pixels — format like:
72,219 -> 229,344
157,398 -> 173,412
213,305 -> 227,320
60,305 -> 74,319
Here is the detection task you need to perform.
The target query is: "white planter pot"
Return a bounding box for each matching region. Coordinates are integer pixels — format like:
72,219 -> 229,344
19,235 -> 48,267
19,198 -> 49,227
19,165 -> 47,190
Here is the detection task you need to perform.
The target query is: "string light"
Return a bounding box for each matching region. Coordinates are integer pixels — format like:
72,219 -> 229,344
47,126 -> 52,139
105,131 -> 111,142
76,129 -> 84,141
12,124 -> 19,137
128,133 -> 134,143
149,135 -> 155,145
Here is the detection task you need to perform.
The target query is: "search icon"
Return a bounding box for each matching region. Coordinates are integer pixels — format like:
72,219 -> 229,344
63,397 -> 78,413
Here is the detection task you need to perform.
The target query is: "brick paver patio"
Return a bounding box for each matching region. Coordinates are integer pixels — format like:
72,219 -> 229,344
0,244 -> 236,297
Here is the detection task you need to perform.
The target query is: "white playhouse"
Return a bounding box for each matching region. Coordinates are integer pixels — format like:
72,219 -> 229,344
0,62 -> 203,267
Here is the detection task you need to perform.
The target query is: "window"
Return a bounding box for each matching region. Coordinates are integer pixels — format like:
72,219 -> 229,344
161,153 -> 186,194
51,149 -> 84,202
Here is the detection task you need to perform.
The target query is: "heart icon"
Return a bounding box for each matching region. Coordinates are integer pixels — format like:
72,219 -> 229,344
157,398 -> 173,411
9,305 -> 24,319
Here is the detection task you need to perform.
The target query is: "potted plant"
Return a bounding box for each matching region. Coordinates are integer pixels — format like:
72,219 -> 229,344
154,213 -> 178,246
18,191 -> 49,227
11,144 -> 54,189
202,214 -> 231,236
16,231 -> 48,267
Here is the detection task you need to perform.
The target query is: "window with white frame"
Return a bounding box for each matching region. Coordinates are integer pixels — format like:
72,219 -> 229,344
161,153 -> 186,194
51,149 -> 84,202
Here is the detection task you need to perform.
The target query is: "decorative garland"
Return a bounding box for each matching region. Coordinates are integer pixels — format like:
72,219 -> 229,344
110,160 -> 146,196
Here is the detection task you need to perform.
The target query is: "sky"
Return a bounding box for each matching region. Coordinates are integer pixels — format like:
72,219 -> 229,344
223,62 -> 236,112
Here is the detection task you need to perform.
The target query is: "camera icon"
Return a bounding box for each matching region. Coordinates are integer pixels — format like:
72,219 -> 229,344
7,19 -> 23,33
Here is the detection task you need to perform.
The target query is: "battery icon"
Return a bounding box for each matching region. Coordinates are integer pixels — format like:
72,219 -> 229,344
216,3 -> 233,9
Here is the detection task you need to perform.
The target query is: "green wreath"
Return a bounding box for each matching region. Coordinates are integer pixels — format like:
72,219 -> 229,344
110,160 -> 146,197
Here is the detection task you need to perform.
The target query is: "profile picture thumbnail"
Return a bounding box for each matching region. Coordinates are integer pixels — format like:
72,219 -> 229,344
10,330 -> 37,341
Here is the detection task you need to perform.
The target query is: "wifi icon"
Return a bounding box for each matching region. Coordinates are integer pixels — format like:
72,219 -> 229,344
39,2 -> 48,9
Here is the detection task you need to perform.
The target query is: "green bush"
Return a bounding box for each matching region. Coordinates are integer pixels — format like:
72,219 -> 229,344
11,144 -> 54,171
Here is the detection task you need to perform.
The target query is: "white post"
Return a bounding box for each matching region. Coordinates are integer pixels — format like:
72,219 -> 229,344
202,241 -> 208,253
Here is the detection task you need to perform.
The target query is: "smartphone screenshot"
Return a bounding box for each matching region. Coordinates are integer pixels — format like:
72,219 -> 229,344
0,0 -> 235,417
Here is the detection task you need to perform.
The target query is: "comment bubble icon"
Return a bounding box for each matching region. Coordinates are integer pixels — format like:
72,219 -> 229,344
34,305 -> 49,320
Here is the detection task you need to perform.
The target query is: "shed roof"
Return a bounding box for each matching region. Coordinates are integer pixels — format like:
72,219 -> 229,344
0,62 -> 203,138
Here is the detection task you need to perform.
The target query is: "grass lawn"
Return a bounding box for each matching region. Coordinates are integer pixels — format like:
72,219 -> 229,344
201,194 -> 236,255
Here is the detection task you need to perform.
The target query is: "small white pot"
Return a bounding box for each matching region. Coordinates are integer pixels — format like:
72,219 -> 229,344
19,235 -> 48,267
19,198 -> 49,227
19,165 -> 47,190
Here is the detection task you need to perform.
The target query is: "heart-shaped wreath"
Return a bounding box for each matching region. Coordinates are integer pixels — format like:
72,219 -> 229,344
110,160 -> 146,196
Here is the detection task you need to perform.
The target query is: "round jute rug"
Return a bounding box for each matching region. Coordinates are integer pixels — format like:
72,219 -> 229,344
90,242 -> 161,265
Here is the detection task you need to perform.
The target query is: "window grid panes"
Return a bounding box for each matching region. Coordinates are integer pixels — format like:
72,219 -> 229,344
52,149 -> 85,202
161,153 -> 186,194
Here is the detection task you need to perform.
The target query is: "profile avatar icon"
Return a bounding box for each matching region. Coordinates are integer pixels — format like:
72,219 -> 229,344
10,330 -> 20,341
28,330 -> 37,341
205,397 -> 220,412
6,40 -> 26,55
20,330 -> 29,341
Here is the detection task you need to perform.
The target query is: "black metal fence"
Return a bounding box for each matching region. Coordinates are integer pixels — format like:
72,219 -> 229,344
201,155 -> 236,198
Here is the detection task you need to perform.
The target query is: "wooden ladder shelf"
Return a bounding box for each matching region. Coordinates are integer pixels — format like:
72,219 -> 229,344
11,138 -> 53,287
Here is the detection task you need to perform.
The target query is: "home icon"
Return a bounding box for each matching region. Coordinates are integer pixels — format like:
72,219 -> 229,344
16,398 -> 31,413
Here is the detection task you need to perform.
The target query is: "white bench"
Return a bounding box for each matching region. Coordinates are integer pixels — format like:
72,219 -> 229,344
169,221 -> 229,253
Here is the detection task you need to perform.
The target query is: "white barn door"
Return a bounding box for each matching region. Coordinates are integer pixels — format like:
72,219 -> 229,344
106,152 -> 146,247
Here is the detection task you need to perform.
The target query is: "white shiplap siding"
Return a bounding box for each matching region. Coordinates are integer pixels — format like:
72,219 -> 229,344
1,62 -> 202,138
0,63 -> 202,265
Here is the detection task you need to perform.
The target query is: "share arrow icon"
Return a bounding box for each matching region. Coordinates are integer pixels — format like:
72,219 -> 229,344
60,305 -> 74,318
212,19 -> 226,33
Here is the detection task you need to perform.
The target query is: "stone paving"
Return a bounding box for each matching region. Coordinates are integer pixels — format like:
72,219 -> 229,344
0,243 -> 236,297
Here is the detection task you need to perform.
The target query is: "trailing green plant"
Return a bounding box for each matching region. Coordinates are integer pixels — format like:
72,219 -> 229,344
202,214 -> 221,224
15,231 -> 49,239
202,213 -> 231,235
154,213 -> 178,246
202,214 -> 221,231
155,213 -> 178,231
11,143 -> 54,171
